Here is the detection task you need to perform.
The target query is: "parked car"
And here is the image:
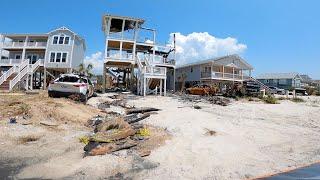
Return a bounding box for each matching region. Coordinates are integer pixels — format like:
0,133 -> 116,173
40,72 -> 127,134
48,74 -> 94,102
295,88 -> 308,96
268,86 -> 285,95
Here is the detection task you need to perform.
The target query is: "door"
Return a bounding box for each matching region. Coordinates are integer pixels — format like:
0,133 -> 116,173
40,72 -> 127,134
27,54 -> 38,64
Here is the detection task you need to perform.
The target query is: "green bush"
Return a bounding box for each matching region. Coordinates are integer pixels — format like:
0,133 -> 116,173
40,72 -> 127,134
263,95 -> 278,104
291,97 -> 305,103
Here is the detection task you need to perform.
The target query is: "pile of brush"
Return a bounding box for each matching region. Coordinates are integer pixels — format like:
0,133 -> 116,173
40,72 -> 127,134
83,107 -> 160,157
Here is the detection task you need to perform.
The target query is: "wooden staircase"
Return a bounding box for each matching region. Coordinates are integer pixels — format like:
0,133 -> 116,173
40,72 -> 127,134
0,73 -> 17,91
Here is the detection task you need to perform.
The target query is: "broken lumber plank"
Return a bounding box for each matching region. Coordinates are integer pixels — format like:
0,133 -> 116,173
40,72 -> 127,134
88,140 -> 138,156
125,113 -> 151,124
126,107 -> 160,115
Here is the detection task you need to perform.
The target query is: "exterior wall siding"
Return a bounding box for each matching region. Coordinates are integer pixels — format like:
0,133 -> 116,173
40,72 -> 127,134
175,65 -> 201,82
71,38 -> 85,69
45,30 -> 74,69
257,78 -> 301,90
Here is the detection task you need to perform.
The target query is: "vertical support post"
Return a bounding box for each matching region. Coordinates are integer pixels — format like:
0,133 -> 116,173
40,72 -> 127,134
173,68 -> 176,92
104,18 -> 111,60
164,78 -> 167,96
102,63 -> 106,93
43,68 -> 47,90
232,67 -> 235,80
0,35 -> 4,59
143,77 -> 146,96
160,79 -> 163,96
152,30 -> 156,63
30,73 -> 33,90
25,74 -> 29,90
241,69 -> 244,80
39,70 -> 42,88
222,65 -> 225,78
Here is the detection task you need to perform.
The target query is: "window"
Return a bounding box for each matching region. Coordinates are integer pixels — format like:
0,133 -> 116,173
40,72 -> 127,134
59,36 -> 64,44
279,79 -> 287,85
49,52 -> 68,63
64,37 -> 70,44
50,53 -> 55,62
58,76 -> 80,83
15,54 -> 21,59
53,36 -> 58,44
62,53 -> 67,62
56,53 -> 62,62
53,35 -> 71,45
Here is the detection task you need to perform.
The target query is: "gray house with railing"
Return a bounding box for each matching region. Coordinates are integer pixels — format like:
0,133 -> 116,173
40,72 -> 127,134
0,27 -> 86,91
256,72 -> 302,90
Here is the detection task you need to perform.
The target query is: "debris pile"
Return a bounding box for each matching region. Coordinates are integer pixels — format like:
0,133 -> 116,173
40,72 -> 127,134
186,85 -> 218,96
84,94 -> 164,157
178,93 -> 232,106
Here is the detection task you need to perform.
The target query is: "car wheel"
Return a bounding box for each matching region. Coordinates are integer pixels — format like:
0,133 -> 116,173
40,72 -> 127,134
80,93 -> 88,103
48,91 -> 55,98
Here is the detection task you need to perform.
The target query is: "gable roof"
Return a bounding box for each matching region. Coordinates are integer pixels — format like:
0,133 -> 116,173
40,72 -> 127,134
256,72 -> 302,80
48,26 -> 86,50
176,54 -> 253,70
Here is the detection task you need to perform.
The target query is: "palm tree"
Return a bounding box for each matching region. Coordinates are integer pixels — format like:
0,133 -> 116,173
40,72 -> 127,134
77,63 -> 94,78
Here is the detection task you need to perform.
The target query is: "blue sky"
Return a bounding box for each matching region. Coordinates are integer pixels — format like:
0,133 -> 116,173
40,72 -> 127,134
1,0 -> 320,78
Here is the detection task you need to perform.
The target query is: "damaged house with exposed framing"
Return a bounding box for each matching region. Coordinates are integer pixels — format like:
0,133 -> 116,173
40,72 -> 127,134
0,27 -> 86,91
101,14 -> 175,96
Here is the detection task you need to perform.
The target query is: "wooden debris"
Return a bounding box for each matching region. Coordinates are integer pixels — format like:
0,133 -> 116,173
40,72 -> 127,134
125,113 -> 150,124
88,139 -> 138,156
40,120 -> 58,127
204,128 -> 217,136
92,118 -> 136,142
137,149 -> 151,157
126,107 -> 160,114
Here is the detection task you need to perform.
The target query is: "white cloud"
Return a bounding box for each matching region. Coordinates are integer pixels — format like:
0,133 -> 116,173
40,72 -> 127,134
167,32 -> 247,65
84,51 -> 104,75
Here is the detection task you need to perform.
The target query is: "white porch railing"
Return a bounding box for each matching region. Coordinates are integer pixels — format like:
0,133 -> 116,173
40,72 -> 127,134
0,59 -> 23,66
0,66 -> 19,85
201,71 -> 250,81
3,41 -> 47,48
29,59 -> 41,73
26,42 -> 47,47
9,60 -> 29,90
144,66 -> 166,77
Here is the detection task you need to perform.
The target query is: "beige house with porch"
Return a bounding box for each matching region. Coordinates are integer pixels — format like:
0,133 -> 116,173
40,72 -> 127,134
175,54 -> 253,88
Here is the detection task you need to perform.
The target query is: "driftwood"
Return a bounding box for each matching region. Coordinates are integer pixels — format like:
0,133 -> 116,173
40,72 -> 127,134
124,113 -> 151,124
87,139 -> 138,156
92,119 -> 136,142
126,107 -> 160,115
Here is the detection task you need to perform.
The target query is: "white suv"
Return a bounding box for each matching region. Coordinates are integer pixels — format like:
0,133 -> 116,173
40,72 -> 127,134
48,74 -> 94,102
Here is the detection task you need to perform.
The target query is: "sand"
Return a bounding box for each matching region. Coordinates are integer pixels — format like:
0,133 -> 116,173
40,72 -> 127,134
0,92 -> 320,179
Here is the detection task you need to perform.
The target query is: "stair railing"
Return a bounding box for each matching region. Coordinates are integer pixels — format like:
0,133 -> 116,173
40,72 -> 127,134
0,66 -> 19,85
9,59 -> 29,90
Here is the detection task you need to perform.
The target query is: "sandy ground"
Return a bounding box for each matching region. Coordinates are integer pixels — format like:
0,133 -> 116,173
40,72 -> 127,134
0,92 -> 320,179
126,95 -> 320,179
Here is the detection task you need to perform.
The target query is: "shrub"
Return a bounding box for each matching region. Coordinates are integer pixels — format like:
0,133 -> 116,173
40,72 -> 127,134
291,97 -> 305,103
263,95 -> 278,104
277,97 -> 288,100
137,127 -> 151,137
